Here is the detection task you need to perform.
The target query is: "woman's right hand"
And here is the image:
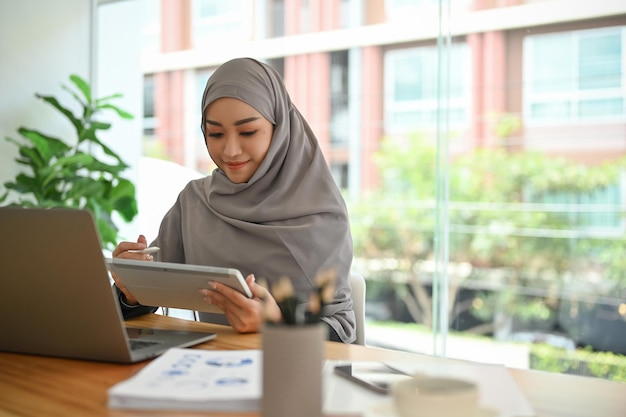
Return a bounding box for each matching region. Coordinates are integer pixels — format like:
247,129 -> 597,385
111,234 -> 152,305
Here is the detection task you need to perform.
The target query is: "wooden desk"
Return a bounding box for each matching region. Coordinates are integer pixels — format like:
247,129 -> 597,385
0,314 -> 624,417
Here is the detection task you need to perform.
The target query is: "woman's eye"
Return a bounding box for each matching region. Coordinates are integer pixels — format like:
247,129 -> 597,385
240,130 -> 257,137
207,132 -> 223,138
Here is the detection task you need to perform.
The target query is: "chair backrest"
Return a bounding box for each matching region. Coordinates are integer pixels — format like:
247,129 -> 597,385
349,272 -> 366,345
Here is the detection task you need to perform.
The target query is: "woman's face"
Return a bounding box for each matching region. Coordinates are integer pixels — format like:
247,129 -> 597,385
204,97 -> 274,184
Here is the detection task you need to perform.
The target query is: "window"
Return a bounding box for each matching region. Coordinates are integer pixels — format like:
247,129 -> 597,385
191,0 -> 251,45
268,0 -> 285,37
125,0 -> 626,381
524,26 -> 626,124
143,75 -> 156,140
385,0 -> 471,20
385,44 -> 471,133
330,51 -> 349,147
331,163 -> 349,190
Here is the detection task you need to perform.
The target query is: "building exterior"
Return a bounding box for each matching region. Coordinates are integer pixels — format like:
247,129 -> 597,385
134,0 -> 626,367
141,0 -> 626,198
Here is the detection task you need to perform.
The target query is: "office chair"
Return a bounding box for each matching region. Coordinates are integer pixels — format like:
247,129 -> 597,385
350,272 -> 366,345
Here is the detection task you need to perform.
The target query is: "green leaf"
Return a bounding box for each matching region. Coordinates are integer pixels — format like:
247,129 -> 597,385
83,157 -> 127,176
36,94 -> 82,133
17,128 -> 72,161
42,154 -> 94,188
80,134 -> 128,167
69,74 -> 92,103
66,177 -> 108,202
99,103 -> 134,120
111,178 -> 138,221
17,146 -> 44,168
96,93 -> 123,103
91,121 -> 112,130
5,174 -> 37,193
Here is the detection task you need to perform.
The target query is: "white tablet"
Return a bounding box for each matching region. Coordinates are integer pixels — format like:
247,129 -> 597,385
107,258 -> 252,314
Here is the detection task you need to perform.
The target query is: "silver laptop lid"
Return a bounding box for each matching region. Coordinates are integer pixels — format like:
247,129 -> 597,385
0,207 -> 215,363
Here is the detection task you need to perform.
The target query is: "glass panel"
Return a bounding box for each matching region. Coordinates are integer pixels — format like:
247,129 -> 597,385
579,32 -> 621,90
530,101 -> 572,119
579,98 -> 623,118
386,45 -> 469,131
269,0 -> 285,37
526,27 -> 625,123
191,0 -> 249,44
529,33 -> 573,93
330,51 -> 349,146
126,0 -> 626,383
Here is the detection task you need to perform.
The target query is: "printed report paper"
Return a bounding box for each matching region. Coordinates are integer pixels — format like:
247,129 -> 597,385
108,348 -> 261,411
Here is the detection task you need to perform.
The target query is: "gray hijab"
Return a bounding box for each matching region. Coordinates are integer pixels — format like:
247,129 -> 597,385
191,57 -> 355,340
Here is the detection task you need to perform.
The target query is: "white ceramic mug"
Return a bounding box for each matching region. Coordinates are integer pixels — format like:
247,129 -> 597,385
391,375 -> 489,417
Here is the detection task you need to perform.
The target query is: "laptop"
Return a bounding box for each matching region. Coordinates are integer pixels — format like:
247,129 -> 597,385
0,207 -> 216,363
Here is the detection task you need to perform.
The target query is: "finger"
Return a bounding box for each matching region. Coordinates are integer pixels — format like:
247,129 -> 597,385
112,241 -> 147,258
199,287 -> 231,313
249,276 -> 271,301
137,234 -> 148,245
199,284 -> 260,332
210,280 -> 249,304
249,278 -> 282,322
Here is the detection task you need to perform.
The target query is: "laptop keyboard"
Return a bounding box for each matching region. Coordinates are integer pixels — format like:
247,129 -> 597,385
129,339 -> 162,350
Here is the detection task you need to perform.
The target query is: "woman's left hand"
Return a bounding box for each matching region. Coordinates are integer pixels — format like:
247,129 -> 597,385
199,274 -> 281,333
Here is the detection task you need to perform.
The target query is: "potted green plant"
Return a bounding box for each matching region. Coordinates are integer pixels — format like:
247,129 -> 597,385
0,74 -> 138,249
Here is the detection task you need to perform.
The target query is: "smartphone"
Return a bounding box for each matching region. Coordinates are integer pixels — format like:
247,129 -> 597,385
333,362 -> 411,394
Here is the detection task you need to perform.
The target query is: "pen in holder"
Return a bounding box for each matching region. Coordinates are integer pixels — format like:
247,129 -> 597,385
260,270 -> 336,417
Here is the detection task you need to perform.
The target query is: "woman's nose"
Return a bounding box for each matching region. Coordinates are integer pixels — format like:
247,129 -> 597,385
223,135 -> 242,157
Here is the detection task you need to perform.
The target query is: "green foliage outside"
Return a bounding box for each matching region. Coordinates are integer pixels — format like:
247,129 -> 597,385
348,132 -> 626,333
368,321 -> 626,382
530,344 -> 626,382
0,75 -> 137,249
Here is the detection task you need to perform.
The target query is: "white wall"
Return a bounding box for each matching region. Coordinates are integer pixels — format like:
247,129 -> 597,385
0,0 -> 143,241
96,0 -> 143,241
0,0 -> 91,188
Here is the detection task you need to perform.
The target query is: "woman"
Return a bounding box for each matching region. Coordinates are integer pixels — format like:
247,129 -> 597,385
113,57 -> 355,343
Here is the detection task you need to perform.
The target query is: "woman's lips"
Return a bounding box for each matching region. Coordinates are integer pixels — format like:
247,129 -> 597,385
225,161 -> 248,170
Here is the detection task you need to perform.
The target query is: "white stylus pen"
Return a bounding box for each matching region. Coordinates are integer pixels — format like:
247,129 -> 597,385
127,246 -> 160,254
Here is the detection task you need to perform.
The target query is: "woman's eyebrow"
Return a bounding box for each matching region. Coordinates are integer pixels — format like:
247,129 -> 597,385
234,116 -> 261,126
205,116 -> 260,127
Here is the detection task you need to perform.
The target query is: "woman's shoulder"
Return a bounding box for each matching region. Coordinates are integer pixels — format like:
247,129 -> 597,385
177,176 -> 211,200
178,174 -> 210,190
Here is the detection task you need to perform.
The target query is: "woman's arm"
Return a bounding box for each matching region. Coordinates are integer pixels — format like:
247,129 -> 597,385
113,285 -> 158,319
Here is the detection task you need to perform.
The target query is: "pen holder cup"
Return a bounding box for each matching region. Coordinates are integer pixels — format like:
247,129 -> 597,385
261,322 -> 325,417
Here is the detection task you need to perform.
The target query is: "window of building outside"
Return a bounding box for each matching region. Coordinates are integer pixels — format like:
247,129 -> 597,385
142,74 -> 159,156
385,44 -> 471,134
191,0 -> 251,46
268,0 -> 285,37
330,50 -> 349,147
331,162 -> 349,191
133,0 -> 626,382
524,26 -> 625,123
